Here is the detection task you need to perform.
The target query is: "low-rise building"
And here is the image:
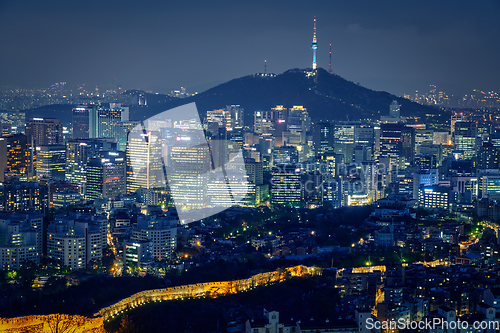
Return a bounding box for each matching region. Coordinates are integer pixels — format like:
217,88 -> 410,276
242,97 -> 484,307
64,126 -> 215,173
47,214 -> 107,270
131,215 -> 177,262
0,212 -> 43,270
418,186 -> 454,211
52,189 -> 82,209
123,240 -> 153,269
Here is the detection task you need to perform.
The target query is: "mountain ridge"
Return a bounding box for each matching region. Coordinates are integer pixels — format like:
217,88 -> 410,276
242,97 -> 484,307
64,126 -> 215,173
21,68 -> 438,124
137,67 -> 437,123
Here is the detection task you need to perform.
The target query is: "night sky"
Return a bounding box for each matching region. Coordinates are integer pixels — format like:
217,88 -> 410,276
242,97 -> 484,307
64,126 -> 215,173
1,0 -> 499,96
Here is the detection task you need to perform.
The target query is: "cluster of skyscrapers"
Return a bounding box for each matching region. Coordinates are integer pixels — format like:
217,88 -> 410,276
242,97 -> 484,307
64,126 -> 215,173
0,97 -> 499,213
1,83 -> 500,270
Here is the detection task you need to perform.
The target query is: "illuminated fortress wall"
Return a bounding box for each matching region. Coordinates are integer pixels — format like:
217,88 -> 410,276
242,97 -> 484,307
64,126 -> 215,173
0,314 -> 105,332
96,265 -> 318,319
0,265 -> 318,330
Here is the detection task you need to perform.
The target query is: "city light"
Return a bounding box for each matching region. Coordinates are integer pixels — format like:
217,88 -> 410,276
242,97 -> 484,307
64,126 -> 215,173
0,4 -> 495,331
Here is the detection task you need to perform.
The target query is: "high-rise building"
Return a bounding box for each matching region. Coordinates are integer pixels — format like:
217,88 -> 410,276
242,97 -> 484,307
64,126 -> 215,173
168,144 -> 211,209
315,152 -> 342,208
271,164 -> 302,206
379,124 -> 404,184
26,118 -> 63,146
316,152 -> 338,180
253,106 -> 287,135
478,141 -> 499,170
228,125 -> 244,152
490,132 -> 500,149
313,122 -> 334,156
207,126 -> 228,169
72,105 -> 94,139
206,109 -> 230,130
85,151 -> 126,200
361,160 -> 378,201
259,134 -> 275,170
244,158 -> 263,185
454,176 -> 478,203
243,158 -> 264,205
303,170 -> 323,204
110,102 -> 129,121
379,124 -> 415,164
0,134 -> 33,182
126,130 -> 164,193
254,110 -> 276,134
205,111 -> 229,137
395,174 -> 415,198
417,169 -> 439,187
334,122 -> 357,164
451,113 -> 467,135
453,120 -> 477,160
206,105 -> 244,131
353,146 -> 372,165
89,103 -> 129,146
89,103 -> 131,151
401,126 -> 415,163
286,106 -> 309,145
355,126 -> 375,151
225,105 -> 244,128
415,129 -> 434,148
65,138 -> 118,186
35,145 -> 66,182
118,121 -> 141,151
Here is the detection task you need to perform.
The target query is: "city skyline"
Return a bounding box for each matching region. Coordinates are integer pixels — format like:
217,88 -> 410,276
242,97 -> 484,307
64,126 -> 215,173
3,2 -> 500,332
1,1 -> 499,97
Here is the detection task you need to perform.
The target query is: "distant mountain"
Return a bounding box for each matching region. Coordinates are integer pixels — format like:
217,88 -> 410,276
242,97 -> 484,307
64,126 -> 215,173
21,68 -> 438,125
134,67 -> 438,123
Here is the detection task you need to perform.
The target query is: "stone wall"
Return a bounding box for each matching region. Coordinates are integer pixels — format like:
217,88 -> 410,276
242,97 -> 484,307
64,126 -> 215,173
0,265 -> 318,330
0,314 -> 105,333
336,265 -> 387,277
96,265 -> 318,319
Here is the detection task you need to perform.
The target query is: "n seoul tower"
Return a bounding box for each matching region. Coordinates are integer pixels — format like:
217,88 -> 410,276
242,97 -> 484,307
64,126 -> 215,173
312,17 -> 318,70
